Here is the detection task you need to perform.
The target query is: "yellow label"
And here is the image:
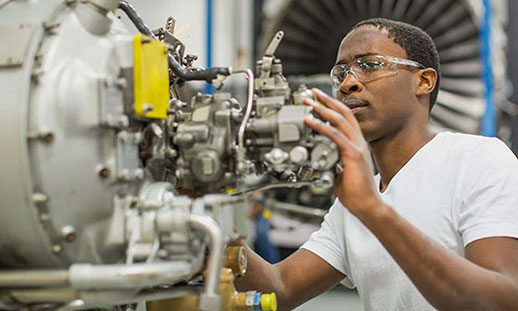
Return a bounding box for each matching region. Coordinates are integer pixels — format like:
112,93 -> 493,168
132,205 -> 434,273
133,34 -> 169,119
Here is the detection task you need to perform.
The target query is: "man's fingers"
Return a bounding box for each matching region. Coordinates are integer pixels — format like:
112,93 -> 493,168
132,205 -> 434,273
304,115 -> 352,153
304,98 -> 354,138
311,88 -> 362,132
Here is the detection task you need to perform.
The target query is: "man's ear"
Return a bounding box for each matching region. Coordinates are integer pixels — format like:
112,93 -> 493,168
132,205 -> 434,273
415,68 -> 437,97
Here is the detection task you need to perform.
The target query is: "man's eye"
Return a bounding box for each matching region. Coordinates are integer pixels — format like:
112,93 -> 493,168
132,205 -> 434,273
335,68 -> 347,79
358,61 -> 384,72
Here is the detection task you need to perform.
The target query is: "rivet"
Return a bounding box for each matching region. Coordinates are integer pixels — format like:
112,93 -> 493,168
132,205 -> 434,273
27,131 -> 54,143
42,132 -> 55,143
135,168 -> 144,179
51,245 -> 62,253
61,226 -> 76,243
32,193 -> 48,204
98,167 -> 111,178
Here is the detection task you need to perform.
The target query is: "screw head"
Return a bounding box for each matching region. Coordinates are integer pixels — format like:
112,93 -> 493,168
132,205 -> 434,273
61,226 -> 76,243
51,245 -> 62,253
98,167 -> 111,178
42,132 -> 55,143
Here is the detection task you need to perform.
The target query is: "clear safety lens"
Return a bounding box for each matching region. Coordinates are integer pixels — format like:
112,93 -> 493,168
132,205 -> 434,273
330,55 -> 424,89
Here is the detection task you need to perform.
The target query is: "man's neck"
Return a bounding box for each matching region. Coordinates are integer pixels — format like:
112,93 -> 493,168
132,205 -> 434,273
370,126 -> 435,192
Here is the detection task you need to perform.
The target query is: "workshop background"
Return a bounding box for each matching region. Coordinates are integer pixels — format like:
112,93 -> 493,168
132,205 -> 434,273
122,0 -> 518,310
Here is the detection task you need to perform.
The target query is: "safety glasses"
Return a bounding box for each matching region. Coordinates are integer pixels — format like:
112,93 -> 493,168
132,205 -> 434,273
330,55 -> 425,89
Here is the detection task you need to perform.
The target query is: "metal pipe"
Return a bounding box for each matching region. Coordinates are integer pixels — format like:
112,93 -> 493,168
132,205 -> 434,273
9,288 -> 77,303
233,68 -> 255,174
266,199 -> 327,219
231,181 -> 312,197
69,261 -> 193,290
0,270 -> 69,288
188,214 -> 225,311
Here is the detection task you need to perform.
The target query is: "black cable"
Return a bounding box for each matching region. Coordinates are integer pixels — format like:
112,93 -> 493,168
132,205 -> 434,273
118,0 -> 230,83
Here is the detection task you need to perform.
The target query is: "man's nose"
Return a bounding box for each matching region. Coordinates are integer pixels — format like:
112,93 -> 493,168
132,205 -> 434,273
339,70 -> 363,95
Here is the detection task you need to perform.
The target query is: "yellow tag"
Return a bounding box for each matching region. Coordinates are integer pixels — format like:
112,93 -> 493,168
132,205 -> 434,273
133,34 -> 169,119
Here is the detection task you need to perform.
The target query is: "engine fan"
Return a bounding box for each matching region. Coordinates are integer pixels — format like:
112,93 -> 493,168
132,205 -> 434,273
259,0 -> 507,134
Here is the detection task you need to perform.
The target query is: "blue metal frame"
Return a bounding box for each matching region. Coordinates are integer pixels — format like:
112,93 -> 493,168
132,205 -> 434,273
481,0 -> 496,137
205,0 -> 214,94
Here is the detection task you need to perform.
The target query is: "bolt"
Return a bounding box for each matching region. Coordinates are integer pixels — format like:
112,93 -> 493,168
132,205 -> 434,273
40,213 -> 50,221
135,168 -> 144,179
129,196 -> 139,208
51,245 -> 62,253
42,132 -> 55,143
143,103 -> 154,114
61,226 -> 76,243
165,148 -> 177,158
133,132 -> 143,144
118,131 -> 128,141
158,249 -> 168,258
98,167 -> 111,178
31,69 -> 44,83
28,131 -> 54,143
32,193 -> 48,204
118,115 -> 129,128
116,78 -> 127,90
120,169 -> 130,180
43,22 -> 60,35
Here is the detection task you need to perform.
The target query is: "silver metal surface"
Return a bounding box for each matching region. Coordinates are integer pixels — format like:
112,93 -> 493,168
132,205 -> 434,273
69,261 -> 194,290
0,24 -> 37,67
189,214 -> 225,311
234,68 -> 255,175
0,270 -> 69,288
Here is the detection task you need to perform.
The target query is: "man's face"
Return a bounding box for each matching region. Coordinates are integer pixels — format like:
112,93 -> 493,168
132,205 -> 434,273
335,26 -> 421,142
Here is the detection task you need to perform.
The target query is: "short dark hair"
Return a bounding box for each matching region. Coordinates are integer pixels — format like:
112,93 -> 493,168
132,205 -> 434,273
352,18 -> 441,111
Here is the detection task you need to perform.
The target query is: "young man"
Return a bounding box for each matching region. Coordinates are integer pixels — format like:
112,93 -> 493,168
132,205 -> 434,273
235,18 -> 518,310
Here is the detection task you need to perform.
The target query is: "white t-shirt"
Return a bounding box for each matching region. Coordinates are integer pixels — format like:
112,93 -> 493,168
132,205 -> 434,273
301,132 -> 518,311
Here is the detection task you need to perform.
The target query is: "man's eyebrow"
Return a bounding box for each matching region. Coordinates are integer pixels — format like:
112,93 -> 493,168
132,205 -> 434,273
335,52 -> 378,65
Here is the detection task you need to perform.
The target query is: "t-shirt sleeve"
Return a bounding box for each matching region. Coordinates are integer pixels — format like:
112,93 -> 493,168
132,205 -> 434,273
300,199 -> 355,288
458,138 -> 518,246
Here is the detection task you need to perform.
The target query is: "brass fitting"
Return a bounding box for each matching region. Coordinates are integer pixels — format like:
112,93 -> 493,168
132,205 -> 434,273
223,246 -> 247,278
147,268 -> 277,311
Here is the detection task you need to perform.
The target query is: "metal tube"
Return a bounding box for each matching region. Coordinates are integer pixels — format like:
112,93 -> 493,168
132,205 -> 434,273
231,181 -> 312,196
69,261 -> 193,290
9,289 -> 78,303
0,270 -> 69,288
233,68 -> 255,173
188,214 -> 224,311
266,199 -> 327,219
